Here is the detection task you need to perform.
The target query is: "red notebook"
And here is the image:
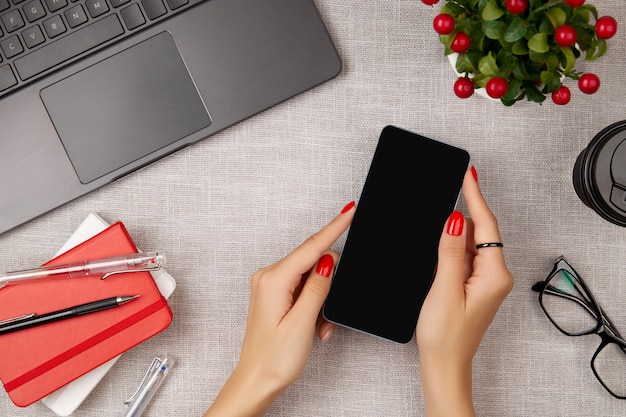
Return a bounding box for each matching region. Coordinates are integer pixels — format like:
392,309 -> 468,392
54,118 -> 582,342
0,222 -> 173,407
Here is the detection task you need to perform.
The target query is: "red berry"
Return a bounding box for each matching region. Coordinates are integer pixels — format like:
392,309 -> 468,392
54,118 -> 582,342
565,0 -> 585,6
450,32 -> 471,53
485,77 -> 508,99
505,0 -> 527,14
551,86 -> 571,105
454,77 -> 474,99
578,73 -> 600,94
421,0 -> 440,4
596,16 -> 618,39
433,14 -> 455,35
555,25 -> 577,47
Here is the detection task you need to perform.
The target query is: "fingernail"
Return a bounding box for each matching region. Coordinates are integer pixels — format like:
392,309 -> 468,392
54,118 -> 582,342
470,165 -> 478,182
321,327 -> 334,343
341,201 -> 355,214
446,211 -> 464,236
316,254 -> 334,278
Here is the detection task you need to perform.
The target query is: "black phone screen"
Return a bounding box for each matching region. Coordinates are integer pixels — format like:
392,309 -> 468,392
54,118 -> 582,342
323,126 -> 470,343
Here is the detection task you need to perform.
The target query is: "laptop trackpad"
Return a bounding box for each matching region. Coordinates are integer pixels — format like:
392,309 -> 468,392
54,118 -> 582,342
41,32 -> 212,184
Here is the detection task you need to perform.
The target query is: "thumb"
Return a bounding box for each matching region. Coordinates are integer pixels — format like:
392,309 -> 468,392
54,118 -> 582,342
431,211 -> 467,293
291,253 -> 335,321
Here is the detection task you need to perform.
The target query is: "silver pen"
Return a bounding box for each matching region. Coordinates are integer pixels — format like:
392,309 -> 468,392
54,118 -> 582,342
124,355 -> 174,417
0,252 -> 165,286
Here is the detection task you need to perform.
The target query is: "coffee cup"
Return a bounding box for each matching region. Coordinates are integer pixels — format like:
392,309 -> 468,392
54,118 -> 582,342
573,120 -> 626,227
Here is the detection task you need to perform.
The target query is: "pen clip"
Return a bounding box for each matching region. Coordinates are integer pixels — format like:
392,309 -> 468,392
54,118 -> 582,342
101,265 -> 161,280
0,313 -> 36,326
124,355 -> 172,405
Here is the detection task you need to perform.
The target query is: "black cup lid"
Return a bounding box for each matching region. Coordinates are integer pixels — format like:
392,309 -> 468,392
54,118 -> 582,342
575,120 -> 626,226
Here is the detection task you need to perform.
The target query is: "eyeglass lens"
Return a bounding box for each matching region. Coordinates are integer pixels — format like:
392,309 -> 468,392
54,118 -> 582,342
542,268 -> 597,335
592,342 -> 626,398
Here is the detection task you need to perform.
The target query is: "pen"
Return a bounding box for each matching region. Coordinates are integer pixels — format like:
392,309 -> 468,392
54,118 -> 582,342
0,252 -> 165,286
124,355 -> 174,417
0,295 -> 139,335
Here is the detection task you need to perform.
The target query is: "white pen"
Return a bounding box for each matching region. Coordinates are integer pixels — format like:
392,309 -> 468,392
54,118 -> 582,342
124,355 -> 174,417
0,252 -> 165,286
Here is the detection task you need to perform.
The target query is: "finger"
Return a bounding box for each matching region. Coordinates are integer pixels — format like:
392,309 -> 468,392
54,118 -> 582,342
318,319 -> 336,343
461,168 -> 502,246
274,202 -> 355,278
290,252 -> 336,326
430,210 -> 467,293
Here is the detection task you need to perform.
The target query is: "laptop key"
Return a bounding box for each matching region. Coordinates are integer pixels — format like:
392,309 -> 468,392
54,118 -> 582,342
44,0 -> 67,13
0,64 -> 17,91
14,14 -> 124,80
64,4 -> 87,28
22,0 -> 46,23
164,0 -> 186,10
142,0 -> 166,20
22,24 -> 45,48
1,9 -> 25,32
120,3 -> 144,30
42,14 -> 65,37
85,0 -> 109,18
0,0 -> 9,11
0,35 -> 23,57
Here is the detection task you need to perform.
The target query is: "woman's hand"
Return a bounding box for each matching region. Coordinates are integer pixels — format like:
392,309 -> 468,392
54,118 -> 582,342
416,167 -> 514,417
204,202 -> 356,417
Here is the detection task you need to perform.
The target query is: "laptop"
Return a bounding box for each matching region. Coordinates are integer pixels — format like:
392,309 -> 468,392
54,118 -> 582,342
0,0 -> 341,235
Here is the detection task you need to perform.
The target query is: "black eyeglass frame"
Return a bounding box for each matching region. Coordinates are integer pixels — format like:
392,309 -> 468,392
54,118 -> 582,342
532,256 -> 626,399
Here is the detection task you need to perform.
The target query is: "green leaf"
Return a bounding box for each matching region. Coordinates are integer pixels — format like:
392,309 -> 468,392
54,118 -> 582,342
575,28 -> 593,51
512,39 -> 529,55
504,17 -> 529,43
586,39 -> 607,61
528,33 -> 549,53
540,70 -> 561,92
529,50 -> 546,64
579,4 -> 598,20
472,73 -> 489,88
545,53 -> 560,72
544,7 -> 566,29
502,78 -> 522,102
559,46 -> 576,72
525,83 -> 547,103
512,59 -> 532,80
483,20 -> 506,40
456,53 -> 476,73
478,52 -> 499,77
482,0 -> 504,21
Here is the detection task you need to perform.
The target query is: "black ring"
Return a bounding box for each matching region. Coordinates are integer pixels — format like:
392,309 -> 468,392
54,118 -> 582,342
475,242 -> 504,249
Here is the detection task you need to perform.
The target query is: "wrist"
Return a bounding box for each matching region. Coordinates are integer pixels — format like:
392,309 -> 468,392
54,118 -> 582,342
419,355 -> 475,417
204,365 -> 283,417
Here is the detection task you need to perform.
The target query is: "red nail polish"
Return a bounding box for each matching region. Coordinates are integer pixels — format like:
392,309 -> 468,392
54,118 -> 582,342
470,165 -> 478,182
316,254 -> 334,278
446,211 -> 464,236
341,201 -> 355,214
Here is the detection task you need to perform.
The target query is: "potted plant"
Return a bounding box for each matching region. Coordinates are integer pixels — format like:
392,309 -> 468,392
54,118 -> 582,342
422,0 -> 618,105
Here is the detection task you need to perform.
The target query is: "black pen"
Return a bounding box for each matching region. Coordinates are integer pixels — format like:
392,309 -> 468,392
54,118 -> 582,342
0,295 -> 140,335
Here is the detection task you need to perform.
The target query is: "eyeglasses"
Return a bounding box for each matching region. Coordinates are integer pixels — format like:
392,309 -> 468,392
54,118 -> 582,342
532,257 -> 626,399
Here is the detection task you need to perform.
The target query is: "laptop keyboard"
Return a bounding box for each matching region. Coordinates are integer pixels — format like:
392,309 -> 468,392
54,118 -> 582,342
0,0 -> 202,97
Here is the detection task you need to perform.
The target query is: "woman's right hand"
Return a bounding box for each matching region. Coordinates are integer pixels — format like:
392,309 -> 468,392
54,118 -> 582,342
416,167 -> 514,417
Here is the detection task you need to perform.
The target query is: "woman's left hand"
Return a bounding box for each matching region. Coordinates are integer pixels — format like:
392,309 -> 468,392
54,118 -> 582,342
204,202 -> 355,417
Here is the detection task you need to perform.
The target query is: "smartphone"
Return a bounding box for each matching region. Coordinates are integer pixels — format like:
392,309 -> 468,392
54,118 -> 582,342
323,126 -> 470,344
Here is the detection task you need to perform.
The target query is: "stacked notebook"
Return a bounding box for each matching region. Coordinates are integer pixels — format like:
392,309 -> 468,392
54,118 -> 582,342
0,215 -> 175,415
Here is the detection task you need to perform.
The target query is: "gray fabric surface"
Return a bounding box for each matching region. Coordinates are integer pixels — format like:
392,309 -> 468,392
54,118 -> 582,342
2,0 -> 626,415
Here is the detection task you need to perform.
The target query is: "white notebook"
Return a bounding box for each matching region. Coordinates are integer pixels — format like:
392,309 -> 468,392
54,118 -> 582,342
40,213 -> 176,416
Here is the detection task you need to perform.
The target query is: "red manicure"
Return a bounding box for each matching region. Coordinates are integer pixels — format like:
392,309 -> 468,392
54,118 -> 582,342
446,211 -> 465,236
341,201 -> 355,214
470,165 -> 478,182
316,254 -> 334,278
